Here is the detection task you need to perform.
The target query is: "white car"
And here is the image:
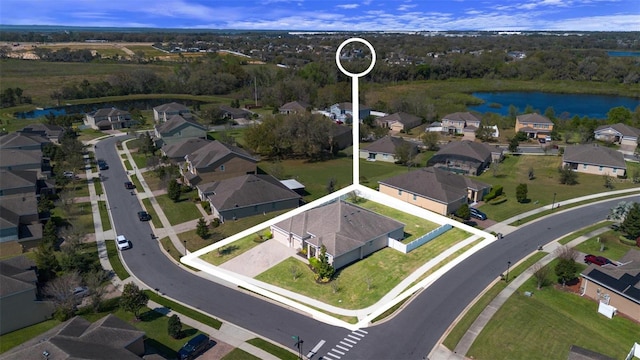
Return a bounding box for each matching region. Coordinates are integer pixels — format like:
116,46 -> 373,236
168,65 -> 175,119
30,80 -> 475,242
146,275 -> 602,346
116,235 -> 131,250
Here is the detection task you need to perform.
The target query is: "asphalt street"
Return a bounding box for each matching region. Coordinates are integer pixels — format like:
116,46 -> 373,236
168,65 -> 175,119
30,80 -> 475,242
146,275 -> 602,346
97,135 -> 639,360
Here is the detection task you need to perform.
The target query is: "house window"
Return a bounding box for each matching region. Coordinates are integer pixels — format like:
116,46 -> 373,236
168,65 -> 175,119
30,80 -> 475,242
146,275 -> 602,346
599,166 -> 603,171
413,194 -> 417,201
398,189 -> 402,195
583,164 -> 587,170
220,165 -> 225,171
613,168 -> 617,173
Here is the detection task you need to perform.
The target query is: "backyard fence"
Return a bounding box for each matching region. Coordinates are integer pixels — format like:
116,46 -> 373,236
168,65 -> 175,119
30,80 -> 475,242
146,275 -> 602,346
388,224 -> 453,254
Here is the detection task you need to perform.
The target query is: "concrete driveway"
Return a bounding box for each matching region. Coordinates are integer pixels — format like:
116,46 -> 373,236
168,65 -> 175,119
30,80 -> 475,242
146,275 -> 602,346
219,239 -> 298,277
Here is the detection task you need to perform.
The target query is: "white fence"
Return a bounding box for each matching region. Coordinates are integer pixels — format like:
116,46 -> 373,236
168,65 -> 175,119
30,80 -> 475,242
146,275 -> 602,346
388,224 -> 453,254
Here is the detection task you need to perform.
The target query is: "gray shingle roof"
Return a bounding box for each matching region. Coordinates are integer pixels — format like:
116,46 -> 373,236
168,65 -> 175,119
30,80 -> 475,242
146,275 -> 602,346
0,132 -> 50,149
563,144 -> 626,169
153,101 -> 189,113
273,200 -> 404,258
432,140 -> 500,163
0,170 -> 36,192
280,101 -> 310,111
162,138 -> 211,159
364,135 -> 416,155
379,166 -> 490,204
0,149 -> 42,167
202,174 -> 300,211
377,112 -> 422,126
155,114 -> 205,134
442,112 -> 480,123
187,140 -> 257,169
0,255 -> 37,297
90,107 -> 130,118
595,123 -> 640,138
517,113 -> 553,124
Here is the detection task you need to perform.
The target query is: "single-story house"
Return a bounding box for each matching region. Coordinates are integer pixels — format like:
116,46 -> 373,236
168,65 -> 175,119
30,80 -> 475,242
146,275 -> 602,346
198,174 -> 301,222
425,121 -> 443,133
378,166 -> 491,216
220,105 -> 252,120
427,140 -> 503,176
0,256 -> 54,335
359,135 -> 418,163
562,144 -> 627,177
153,101 -> 191,123
0,169 -> 37,197
580,249 -> 640,322
375,112 -> 422,133
161,138 -> 211,163
271,200 -> 405,269
1,314 -> 146,359
329,102 -> 371,123
0,192 -> 42,244
84,108 -> 133,130
0,148 -> 48,174
154,114 -> 207,147
515,113 -> 554,139
279,101 -> 310,115
18,124 -> 65,144
594,123 -> 640,154
183,140 -> 257,186
441,112 -> 481,134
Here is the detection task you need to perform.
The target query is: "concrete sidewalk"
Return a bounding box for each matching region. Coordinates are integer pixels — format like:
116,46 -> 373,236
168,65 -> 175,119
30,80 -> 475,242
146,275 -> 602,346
85,136 -> 284,360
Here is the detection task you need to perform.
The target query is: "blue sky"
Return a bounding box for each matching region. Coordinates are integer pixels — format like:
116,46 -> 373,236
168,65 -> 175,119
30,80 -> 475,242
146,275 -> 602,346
1,0 -> 638,31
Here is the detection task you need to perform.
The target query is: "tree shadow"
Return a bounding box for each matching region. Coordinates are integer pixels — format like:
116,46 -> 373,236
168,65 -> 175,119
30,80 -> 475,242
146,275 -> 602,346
139,309 -> 165,322
218,245 -> 239,256
144,338 -> 178,359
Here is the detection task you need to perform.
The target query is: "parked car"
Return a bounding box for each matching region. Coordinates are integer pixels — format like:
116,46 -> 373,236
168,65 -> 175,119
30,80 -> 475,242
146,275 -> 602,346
584,254 -> 614,266
97,159 -> 108,170
177,334 -> 210,360
72,286 -> 89,298
137,211 -> 151,221
63,171 -> 74,178
124,181 -> 135,189
116,235 -> 131,250
470,207 -> 487,220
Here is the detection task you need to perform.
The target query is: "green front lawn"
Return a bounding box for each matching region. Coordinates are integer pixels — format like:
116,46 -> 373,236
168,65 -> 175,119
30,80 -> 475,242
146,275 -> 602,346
246,338 -> 298,360
0,319 -> 61,354
221,348 -> 261,360
105,240 -> 130,280
256,227 -> 471,310
201,230 -> 268,265
98,200 -> 112,231
154,194 -> 202,225
142,198 -> 163,229
467,260 -> 639,360
573,229 -> 635,261
477,156 -> 640,222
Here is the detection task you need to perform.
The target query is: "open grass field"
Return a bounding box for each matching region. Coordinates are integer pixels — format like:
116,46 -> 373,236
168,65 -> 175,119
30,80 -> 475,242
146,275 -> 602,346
467,259 -> 639,360
154,194 -> 202,225
573,229 -> 635,261
0,319 -> 61,354
255,227 -> 470,309
476,155 -> 640,222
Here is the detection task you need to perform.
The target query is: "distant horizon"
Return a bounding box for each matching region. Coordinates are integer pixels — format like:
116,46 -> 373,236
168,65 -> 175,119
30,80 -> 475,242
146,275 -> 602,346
1,0 -> 638,32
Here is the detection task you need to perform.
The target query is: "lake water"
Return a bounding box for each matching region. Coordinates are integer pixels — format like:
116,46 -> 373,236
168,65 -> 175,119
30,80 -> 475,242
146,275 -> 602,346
468,92 -> 639,119
607,51 -> 640,57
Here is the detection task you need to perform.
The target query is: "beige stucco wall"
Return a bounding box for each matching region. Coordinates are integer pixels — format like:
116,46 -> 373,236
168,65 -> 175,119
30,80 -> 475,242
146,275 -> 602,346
379,183 -> 463,215
582,278 -> 640,322
563,162 -> 626,177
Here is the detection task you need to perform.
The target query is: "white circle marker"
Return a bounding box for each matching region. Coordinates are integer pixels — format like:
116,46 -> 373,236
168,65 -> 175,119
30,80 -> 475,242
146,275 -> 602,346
335,38 -> 376,186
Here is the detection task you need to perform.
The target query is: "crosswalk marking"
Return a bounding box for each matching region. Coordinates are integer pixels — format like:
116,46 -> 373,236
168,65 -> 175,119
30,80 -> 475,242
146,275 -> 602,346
343,337 -> 357,344
354,329 -> 368,334
336,344 -> 349,351
339,341 -> 353,348
326,352 -> 341,359
347,334 -> 360,341
331,349 -> 346,355
322,328 -> 368,359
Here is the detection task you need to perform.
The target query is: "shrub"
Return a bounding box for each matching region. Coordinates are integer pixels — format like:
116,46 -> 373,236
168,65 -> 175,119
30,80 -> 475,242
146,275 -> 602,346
211,218 -> 220,228
488,196 -> 508,205
168,314 -> 182,339
484,185 -> 503,202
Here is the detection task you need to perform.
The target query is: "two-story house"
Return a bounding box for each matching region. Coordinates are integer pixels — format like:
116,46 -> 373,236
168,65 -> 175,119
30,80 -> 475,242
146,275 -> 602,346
329,102 -> 371,123
441,112 -> 481,135
515,113 -> 554,139
182,140 -> 257,186
84,108 -> 133,130
154,115 -> 207,148
153,102 -> 192,123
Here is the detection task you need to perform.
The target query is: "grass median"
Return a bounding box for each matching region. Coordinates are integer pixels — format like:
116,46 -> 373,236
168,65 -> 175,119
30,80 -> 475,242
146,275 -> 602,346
105,239 -> 130,280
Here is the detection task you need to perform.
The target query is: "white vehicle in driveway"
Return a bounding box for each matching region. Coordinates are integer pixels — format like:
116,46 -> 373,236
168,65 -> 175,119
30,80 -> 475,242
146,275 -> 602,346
116,235 -> 131,250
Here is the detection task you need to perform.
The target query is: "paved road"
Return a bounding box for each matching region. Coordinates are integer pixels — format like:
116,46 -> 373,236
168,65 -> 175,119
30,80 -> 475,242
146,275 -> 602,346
97,135 -> 639,359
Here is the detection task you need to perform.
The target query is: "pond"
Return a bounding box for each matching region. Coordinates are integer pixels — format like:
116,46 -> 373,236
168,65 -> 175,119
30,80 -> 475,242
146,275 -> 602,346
468,92 -> 639,119
14,98 -> 207,119
607,51 -> 640,57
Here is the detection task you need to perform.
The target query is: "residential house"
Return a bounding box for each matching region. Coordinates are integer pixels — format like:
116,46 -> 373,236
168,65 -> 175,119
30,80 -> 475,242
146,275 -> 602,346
0,170 -> 37,197
161,138 -> 211,163
182,140 -> 257,186
220,105 -> 252,120
425,121 -> 443,133
198,174 -> 301,222
0,192 -> 41,245
594,123 -> 640,154
0,132 -> 50,151
562,144 -> 627,177
580,249 -> 640,322
0,148 -> 50,176
359,135 -> 418,163
428,140 -> 503,176
1,314 -> 146,359
271,200 -> 405,269
441,112 -> 481,135
375,112 -> 422,133
330,124 -> 352,151
329,102 -> 371,123
279,101 -> 310,115
0,256 -> 54,335
154,114 -> 207,147
515,113 -> 554,139
18,124 -> 65,144
378,166 -> 492,216
153,101 -> 191,123
84,108 -> 133,130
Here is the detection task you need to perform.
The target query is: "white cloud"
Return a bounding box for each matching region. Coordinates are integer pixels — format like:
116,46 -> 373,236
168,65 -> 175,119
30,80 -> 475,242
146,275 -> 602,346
337,4 -> 359,9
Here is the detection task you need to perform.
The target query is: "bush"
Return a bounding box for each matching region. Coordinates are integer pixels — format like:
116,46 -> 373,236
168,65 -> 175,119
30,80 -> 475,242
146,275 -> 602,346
484,185 -> 503,202
211,218 -> 220,228
168,314 -> 182,339
488,196 -> 508,205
